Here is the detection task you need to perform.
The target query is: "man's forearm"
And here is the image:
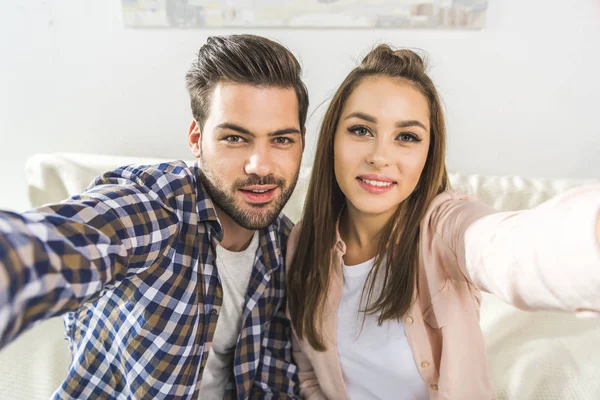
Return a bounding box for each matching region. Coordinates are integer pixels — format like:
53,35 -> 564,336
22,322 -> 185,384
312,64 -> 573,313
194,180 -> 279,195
0,207 -> 129,349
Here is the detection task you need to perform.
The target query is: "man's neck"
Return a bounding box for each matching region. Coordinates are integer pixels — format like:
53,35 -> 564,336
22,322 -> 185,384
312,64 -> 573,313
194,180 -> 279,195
214,206 -> 256,252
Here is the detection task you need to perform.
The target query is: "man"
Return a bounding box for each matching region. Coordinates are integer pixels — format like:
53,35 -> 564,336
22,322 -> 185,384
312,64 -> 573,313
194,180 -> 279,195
0,34 -> 308,399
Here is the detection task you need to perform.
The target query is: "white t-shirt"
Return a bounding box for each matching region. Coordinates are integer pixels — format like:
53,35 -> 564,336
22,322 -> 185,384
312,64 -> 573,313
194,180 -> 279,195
198,232 -> 259,400
337,257 -> 429,400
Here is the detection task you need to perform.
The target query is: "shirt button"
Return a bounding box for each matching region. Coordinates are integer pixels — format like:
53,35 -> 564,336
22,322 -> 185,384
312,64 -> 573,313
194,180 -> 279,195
405,316 -> 414,325
421,361 -> 430,368
210,309 -> 218,316
430,384 -> 439,391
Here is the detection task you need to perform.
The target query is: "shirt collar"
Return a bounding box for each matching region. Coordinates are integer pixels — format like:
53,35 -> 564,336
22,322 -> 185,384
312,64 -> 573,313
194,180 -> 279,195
334,206 -> 347,255
192,163 -> 223,241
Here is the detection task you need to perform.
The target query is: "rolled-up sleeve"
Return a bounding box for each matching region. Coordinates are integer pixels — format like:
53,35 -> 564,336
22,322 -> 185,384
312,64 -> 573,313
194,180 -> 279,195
435,184 -> 600,315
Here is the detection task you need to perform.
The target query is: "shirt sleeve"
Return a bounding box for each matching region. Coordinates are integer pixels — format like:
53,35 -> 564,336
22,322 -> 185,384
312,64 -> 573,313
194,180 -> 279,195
0,165 -> 182,349
433,184 -> 600,315
291,329 -> 328,399
282,224 -> 327,399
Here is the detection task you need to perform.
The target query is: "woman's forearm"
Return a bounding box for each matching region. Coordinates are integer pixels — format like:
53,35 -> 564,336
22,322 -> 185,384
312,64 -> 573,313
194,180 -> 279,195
462,184 -> 600,312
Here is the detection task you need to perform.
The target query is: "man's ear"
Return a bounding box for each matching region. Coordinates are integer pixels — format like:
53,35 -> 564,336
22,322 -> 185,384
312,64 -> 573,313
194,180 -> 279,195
188,120 -> 202,158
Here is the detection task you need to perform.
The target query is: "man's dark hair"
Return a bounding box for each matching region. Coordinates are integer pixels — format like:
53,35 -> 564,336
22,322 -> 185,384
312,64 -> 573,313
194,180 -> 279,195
186,34 -> 309,131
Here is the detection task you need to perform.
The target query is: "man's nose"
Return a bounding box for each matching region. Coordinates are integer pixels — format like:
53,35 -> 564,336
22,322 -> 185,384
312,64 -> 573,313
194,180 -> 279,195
244,146 -> 275,177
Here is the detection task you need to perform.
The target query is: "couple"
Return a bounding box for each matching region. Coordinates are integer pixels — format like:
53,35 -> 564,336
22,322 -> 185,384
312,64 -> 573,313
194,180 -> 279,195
0,34 -> 598,400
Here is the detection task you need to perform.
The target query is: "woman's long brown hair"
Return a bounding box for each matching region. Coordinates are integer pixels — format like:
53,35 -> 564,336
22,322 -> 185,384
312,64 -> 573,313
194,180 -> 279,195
287,45 -> 449,351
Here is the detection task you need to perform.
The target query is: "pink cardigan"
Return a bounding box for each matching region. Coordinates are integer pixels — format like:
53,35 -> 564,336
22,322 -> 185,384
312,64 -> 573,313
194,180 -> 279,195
286,185 -> 600,400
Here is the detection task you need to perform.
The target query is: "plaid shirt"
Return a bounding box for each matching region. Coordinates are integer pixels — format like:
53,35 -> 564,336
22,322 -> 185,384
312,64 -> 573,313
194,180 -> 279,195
0,161 -> 299,399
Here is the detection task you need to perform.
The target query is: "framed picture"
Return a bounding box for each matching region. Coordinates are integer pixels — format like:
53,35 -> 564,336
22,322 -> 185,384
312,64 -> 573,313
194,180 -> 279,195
121,0 -> 489,29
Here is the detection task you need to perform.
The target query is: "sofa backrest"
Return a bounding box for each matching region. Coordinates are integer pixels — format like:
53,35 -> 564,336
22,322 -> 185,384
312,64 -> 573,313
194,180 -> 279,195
25,153 -> 598,223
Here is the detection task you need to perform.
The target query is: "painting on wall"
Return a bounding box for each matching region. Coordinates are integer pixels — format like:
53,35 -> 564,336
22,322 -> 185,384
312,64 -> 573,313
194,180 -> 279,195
121,0 -> 489,29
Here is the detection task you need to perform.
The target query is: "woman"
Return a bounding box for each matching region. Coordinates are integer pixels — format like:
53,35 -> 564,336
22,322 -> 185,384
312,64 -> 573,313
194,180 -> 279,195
286,44 -> 600,399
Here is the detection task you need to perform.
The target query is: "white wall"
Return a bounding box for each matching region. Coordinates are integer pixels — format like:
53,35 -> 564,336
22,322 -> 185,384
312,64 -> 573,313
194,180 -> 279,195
1,0 -> 599,211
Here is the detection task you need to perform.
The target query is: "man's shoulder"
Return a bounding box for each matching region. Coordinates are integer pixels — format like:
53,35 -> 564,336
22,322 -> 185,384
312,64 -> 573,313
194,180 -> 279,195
93,160 -> 197,199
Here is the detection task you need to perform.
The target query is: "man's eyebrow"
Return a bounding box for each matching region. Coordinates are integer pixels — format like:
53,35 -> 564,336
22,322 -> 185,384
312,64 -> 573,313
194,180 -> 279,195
215,123 -> 301,137
344,112 -> 427,131
269,128 -> 302,137
215,123 -> 253,136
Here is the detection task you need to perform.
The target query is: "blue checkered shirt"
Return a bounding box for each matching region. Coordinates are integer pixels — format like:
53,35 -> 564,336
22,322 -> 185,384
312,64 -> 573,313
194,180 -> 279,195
0,161 -> 299,399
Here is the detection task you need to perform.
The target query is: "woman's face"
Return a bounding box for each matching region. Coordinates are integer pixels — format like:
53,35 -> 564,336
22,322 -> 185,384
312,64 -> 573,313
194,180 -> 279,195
333,76 -> 431,220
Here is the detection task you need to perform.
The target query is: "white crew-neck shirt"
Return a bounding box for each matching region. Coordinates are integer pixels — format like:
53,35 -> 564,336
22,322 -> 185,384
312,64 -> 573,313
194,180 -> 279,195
337,257 -> 429,400
198,232 -> 259,399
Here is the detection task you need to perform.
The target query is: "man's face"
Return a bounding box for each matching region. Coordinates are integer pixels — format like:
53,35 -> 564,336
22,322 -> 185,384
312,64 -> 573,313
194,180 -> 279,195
189,82 -> 304,230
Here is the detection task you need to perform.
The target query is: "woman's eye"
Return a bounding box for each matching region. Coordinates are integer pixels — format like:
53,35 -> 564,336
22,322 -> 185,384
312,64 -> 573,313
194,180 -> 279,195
349,126 -> 371,137
397,133 -> 421,143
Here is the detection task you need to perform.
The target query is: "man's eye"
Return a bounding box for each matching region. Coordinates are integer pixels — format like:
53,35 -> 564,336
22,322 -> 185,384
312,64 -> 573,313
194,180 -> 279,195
274,137 -> 293,145
225,136 -> 244,143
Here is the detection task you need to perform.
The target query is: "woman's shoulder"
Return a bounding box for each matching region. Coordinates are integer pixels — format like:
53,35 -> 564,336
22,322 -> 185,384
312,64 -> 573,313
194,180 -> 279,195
424,190 -> 497,238
428,190 -> 477,208
289,219 -> 303,241
285,220 -> 304,264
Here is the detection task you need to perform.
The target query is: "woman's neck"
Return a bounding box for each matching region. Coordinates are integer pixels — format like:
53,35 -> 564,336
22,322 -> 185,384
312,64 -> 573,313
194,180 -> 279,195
339,203 -> 395,266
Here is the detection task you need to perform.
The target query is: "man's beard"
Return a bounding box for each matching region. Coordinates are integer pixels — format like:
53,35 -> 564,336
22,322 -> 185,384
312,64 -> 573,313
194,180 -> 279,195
199,167 -> 299,230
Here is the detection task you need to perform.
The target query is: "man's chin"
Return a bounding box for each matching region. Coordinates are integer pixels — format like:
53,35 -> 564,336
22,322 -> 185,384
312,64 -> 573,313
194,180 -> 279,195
229,203 -> 282,230
236,216 -> 279,230
244,201 -> 272,209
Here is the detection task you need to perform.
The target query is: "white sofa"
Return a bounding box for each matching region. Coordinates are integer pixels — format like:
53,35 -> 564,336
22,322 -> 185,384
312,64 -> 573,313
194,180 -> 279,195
1,153 -> 599,399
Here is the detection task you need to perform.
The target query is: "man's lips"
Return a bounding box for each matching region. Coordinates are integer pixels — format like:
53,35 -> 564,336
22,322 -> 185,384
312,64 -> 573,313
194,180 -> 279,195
241,185 -> 278,191
239,185 -> 278,203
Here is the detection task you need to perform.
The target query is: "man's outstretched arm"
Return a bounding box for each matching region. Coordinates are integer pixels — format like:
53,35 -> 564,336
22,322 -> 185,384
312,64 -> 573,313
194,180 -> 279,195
0,164 -> 182,349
